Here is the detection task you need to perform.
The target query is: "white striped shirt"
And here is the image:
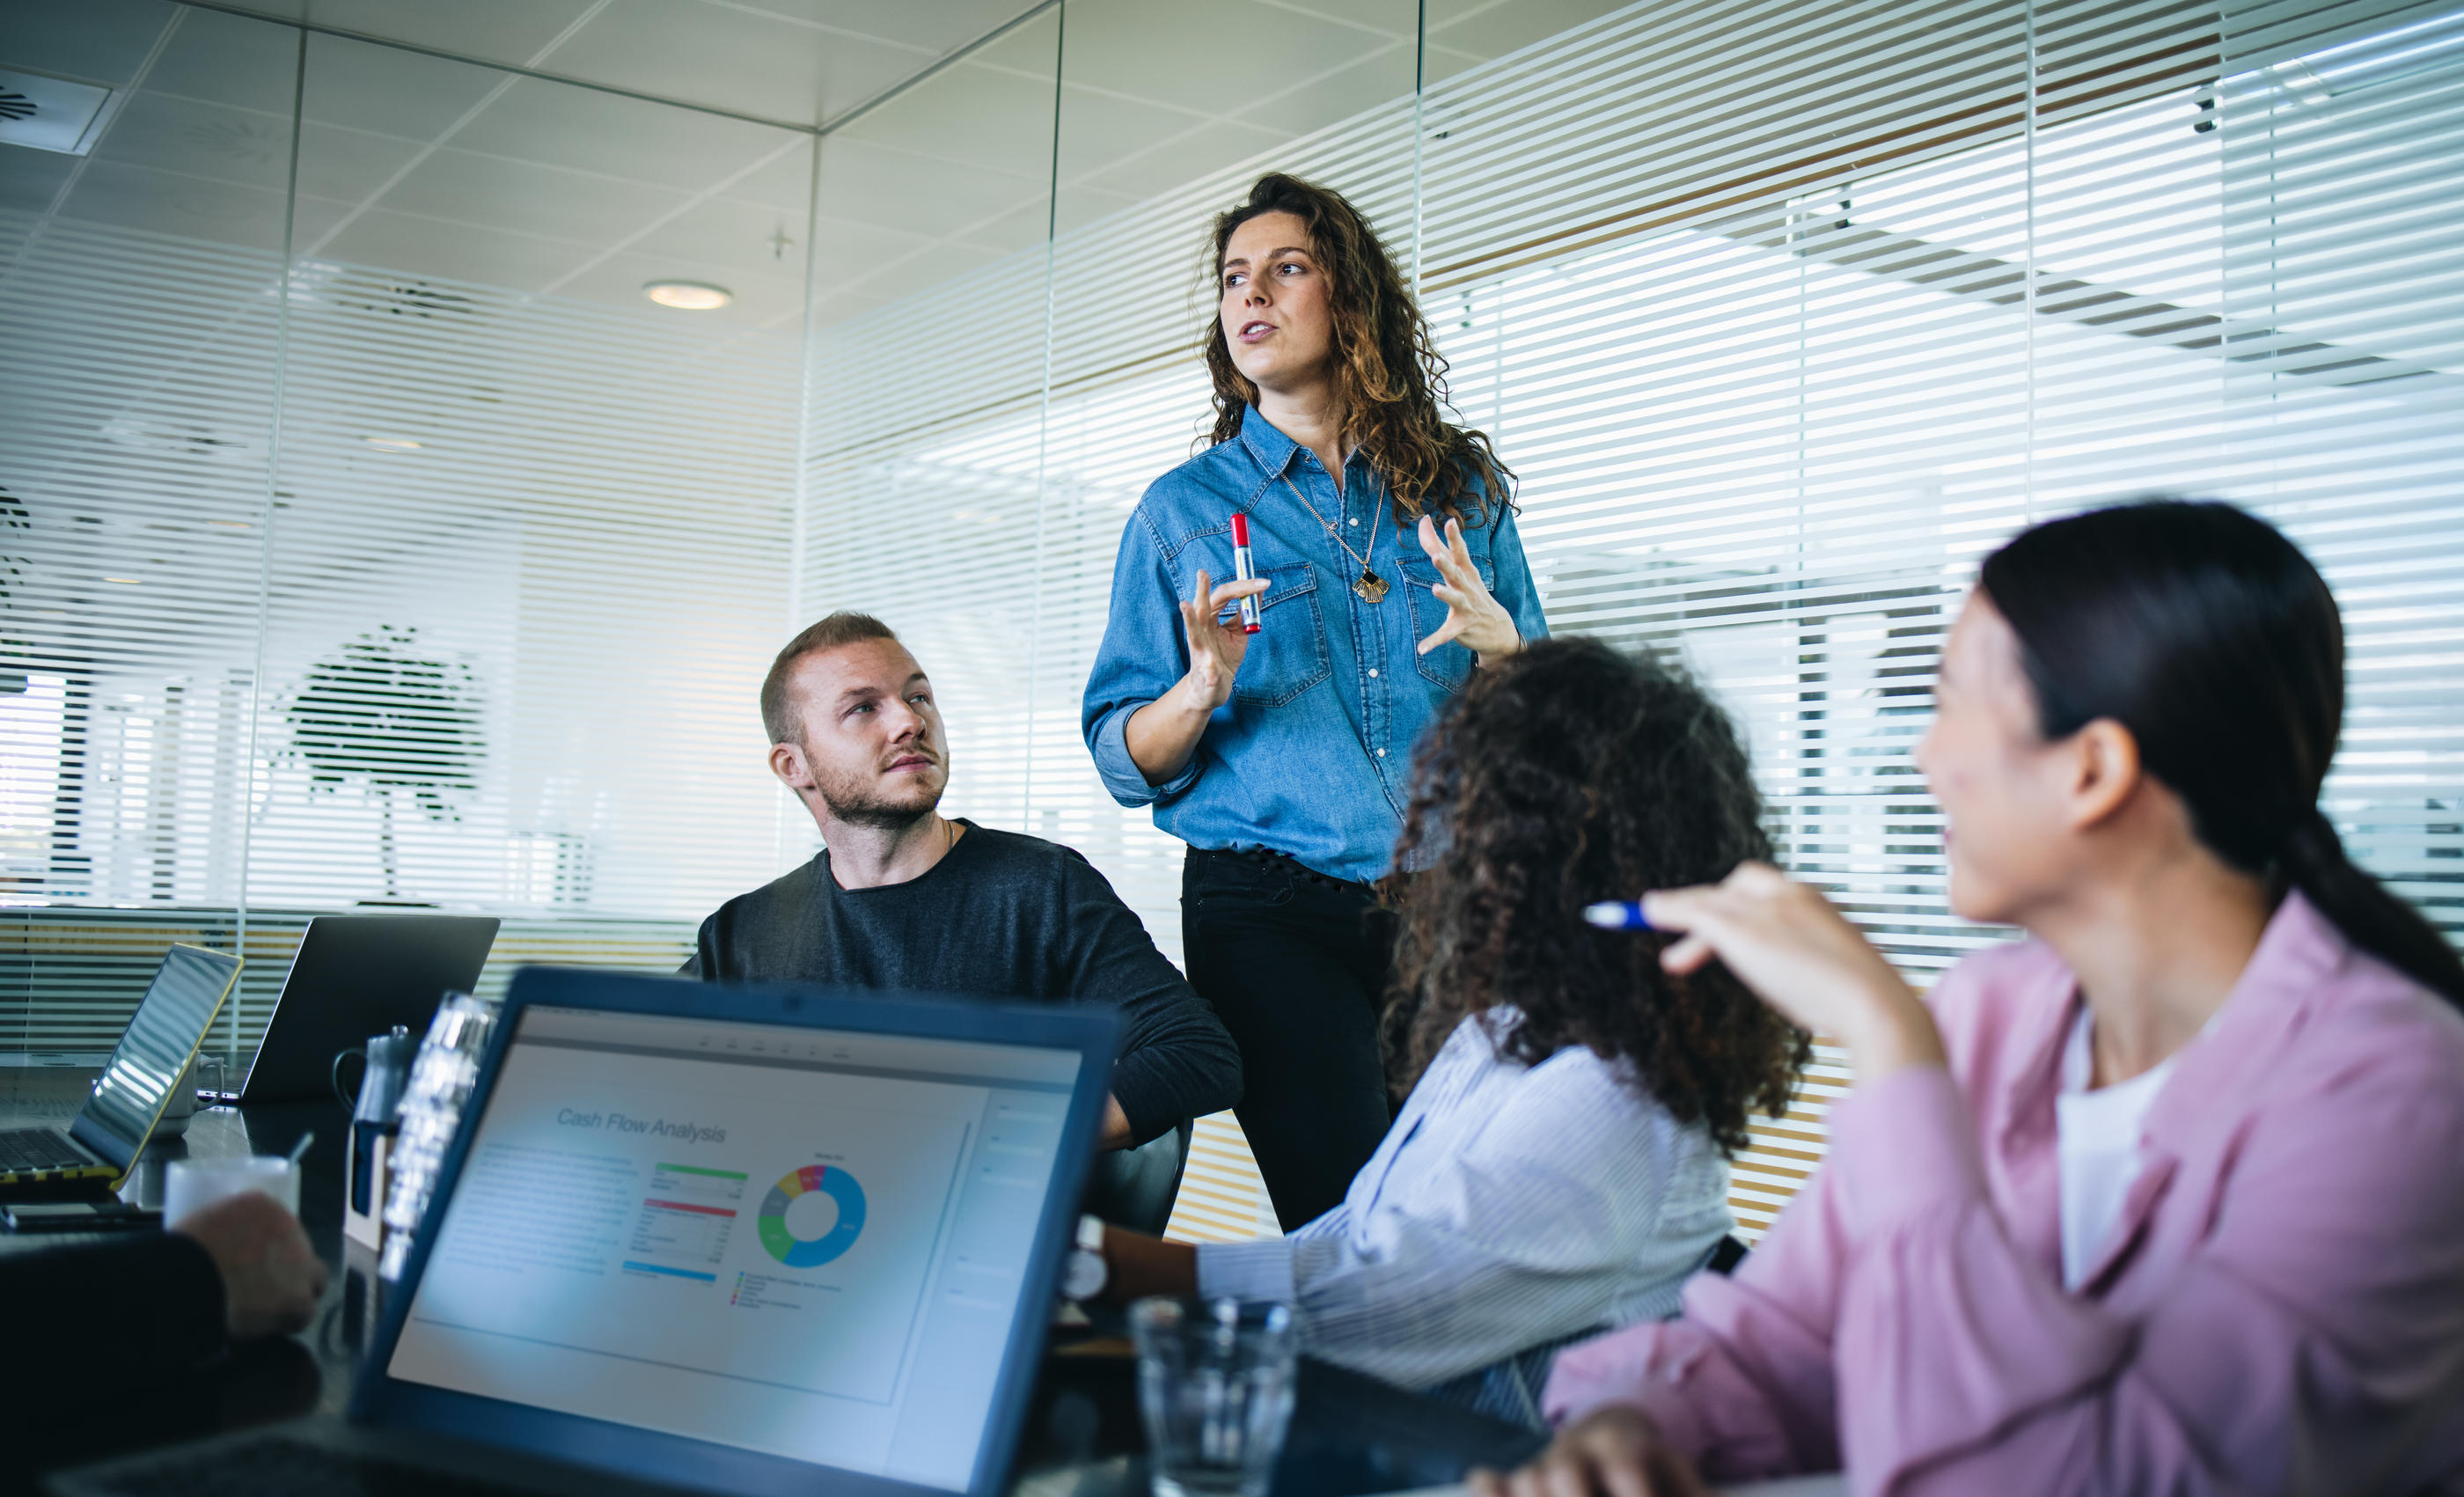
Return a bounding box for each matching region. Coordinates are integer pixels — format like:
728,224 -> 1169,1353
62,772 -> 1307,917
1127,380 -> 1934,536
1196,1010 -> 1734,1391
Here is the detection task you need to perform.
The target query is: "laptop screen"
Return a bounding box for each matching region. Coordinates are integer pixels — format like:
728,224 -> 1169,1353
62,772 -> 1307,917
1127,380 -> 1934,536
384,1003 -> 1086,1493
74,944 -> 240,1166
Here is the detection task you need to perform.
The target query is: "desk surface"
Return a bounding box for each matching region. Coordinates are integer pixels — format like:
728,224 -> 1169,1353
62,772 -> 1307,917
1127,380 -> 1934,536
2,1066 -> 1542,1497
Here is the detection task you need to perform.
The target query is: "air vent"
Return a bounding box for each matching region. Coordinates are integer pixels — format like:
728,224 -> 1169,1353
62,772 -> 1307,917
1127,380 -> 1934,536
327,272 -> 480,324
0,68 -> 114,156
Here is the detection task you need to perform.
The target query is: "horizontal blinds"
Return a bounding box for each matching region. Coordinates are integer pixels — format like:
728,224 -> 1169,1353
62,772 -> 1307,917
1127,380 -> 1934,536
4,15 -> 806,1057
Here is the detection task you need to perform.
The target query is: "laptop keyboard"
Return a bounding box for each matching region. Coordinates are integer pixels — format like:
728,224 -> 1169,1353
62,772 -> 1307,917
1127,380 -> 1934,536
0,1127 -> 92,1174
85,1437 -> 554,1497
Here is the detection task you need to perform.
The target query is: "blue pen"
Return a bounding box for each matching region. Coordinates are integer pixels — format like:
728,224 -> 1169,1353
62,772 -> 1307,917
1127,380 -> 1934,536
1582,900 -> 1653,931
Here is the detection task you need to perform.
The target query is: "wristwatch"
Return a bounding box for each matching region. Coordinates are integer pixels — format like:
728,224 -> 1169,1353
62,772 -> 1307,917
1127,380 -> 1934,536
1061,1212 -> 1108,1301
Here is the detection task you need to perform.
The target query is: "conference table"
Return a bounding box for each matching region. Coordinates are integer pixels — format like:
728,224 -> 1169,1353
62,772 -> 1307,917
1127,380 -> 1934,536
0,1065 -> 1544,1497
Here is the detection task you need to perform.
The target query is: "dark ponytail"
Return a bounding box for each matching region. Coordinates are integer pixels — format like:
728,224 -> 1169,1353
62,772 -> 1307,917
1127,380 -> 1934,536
1979,500 -> 2464,1010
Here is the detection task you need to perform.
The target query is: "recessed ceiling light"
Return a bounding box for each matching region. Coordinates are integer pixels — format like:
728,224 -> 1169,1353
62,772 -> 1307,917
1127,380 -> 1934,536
644,280 -> 732,311
363,436 -> 422,451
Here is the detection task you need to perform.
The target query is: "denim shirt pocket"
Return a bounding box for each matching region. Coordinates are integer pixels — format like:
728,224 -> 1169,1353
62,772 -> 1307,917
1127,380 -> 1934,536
1232,561 -> 1331,708
1399,553 -> 1497,693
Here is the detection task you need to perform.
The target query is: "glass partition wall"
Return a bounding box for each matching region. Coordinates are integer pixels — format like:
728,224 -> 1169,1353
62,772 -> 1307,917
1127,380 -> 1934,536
3,6 -> 812,1055
8,0 -> 2461,1241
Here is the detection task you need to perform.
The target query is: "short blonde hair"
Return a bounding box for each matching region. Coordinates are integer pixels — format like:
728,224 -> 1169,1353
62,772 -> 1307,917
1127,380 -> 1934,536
759,612 -> 898,745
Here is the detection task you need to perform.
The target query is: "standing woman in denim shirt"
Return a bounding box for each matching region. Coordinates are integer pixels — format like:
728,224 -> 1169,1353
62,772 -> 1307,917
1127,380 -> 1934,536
1082,173 -> 1549,1228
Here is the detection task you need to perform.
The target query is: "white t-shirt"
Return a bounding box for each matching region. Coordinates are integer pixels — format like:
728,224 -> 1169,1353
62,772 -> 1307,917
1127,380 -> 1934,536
2054,1006 -> 2180,1288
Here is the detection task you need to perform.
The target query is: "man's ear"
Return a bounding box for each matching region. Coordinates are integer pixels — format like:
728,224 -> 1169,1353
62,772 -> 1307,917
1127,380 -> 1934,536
768,739 -> 816,793
2065,717 -> 2143,833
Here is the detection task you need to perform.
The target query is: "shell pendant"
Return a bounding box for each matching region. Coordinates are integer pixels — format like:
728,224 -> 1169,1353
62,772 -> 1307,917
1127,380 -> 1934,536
1354,569 -> 1389,604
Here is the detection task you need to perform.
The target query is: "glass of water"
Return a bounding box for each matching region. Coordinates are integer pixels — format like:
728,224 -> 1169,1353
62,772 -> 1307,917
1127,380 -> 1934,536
1130,1296 -> 1297,1497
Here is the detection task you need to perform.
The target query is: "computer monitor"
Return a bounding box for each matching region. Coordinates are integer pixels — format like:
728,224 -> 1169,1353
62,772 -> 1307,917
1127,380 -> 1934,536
356,967 -> 1118,1497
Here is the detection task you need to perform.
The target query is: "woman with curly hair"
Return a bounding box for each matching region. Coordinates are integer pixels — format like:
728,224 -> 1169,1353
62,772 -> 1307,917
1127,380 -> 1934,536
1082,172 -> 1551,1228
1095,638 -> 1810,1425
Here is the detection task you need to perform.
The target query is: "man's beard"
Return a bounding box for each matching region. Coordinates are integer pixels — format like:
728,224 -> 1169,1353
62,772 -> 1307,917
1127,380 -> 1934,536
812,754 -> 946,831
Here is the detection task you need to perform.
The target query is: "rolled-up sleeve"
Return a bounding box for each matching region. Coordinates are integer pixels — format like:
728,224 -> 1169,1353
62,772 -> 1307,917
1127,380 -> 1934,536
1084,503 -> 1203,808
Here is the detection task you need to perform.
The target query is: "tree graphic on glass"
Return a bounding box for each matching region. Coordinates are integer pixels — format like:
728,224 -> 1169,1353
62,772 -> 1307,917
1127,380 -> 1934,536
284,626 -> 482,900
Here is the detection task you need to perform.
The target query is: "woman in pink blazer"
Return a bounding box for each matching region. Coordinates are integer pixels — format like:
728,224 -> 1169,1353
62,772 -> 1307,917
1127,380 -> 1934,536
1481,502 -> 2464,1496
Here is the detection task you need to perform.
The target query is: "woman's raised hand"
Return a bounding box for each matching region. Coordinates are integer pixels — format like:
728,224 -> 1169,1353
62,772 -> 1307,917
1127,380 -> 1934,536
1415,515 -> 1522,663
1644,862 -> 1944,1083
1180,567 -> 1272,710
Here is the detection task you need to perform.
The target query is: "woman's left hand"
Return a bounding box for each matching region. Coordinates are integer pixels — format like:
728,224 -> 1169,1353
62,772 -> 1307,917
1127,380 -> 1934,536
1415,515 -> 1522,664
1646,862 -> 1946,1084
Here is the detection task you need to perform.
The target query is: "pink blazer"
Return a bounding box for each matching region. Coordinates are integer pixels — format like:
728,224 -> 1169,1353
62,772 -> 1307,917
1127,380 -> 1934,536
1543,892 -> 2464,1494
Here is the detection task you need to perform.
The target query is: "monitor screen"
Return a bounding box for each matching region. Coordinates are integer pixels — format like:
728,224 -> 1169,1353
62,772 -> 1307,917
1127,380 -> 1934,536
76,944 -> 240,1163
385,1004 -> 1086,1493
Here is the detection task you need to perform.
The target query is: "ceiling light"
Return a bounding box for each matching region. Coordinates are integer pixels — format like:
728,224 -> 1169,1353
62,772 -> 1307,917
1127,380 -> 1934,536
643,280 -> 732,311
363,436 -> 422,451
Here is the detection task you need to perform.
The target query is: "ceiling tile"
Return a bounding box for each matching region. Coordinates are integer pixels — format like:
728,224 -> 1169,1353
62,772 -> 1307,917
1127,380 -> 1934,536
57,158 -> 291,250
1052,82 -> 1205,182
732,0 -> 1035,57
1055,0 -> 1381,114
137,5 -> 302,112
816,238 -> 1001,323
453,75 -> 801,192
300,32 -> 509,143
804,209 -> 935,278
0,146 -> 77,213
816,136 -> 1045,239
292,121 -> 431,206
554,247 -> 806,327
626,194 -> 813,280
199,0 -> 601,73
375,146 -> 692,246
1061,121 -> 1290,229
960,13 -> 1060,83
1425,0 -> 1627,66
835,59 -> 1057,182
538,0 -> 923,127
718,146 -> 819,215
92,92 -> 292,194
318,206 -> 591,293
1223,40 -> 1415,136
2,0 -> 181,88
1260,0 -> 1417,39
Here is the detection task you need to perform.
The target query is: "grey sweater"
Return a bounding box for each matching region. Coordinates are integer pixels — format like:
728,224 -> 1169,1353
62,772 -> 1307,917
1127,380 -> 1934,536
686,821 -> 1240,1145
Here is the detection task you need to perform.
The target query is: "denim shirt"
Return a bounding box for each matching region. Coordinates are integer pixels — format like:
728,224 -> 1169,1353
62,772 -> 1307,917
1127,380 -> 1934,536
1082,407 -> 1549,884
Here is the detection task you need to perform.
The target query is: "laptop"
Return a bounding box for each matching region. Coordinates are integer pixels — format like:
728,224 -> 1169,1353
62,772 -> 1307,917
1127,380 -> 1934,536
0,944 -> 243,1193
55,965 -> 1120,1497
215,914 -> 501,1104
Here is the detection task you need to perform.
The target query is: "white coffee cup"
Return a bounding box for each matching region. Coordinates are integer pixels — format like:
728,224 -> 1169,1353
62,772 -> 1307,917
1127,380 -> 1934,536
164,1155 -> 301,1228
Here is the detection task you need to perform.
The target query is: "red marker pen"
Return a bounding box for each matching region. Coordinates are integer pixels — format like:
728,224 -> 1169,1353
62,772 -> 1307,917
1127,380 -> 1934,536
1229,512 -> 1262,634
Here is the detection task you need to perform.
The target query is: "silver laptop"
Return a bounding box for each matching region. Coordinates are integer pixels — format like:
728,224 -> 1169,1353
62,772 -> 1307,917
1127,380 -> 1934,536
0,944 -> 242,1192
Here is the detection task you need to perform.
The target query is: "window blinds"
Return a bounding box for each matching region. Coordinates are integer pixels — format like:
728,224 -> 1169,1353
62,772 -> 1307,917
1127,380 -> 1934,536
800,0 -> 2463,1236
4,13 -> 808,1057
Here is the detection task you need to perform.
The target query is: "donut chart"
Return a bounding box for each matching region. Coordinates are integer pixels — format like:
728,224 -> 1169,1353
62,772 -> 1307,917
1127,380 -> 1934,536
756,1164 -> 866,1267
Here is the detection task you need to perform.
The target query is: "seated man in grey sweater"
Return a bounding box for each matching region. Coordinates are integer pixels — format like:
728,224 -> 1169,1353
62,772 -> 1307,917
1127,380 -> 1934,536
686,611 -> 1241,1163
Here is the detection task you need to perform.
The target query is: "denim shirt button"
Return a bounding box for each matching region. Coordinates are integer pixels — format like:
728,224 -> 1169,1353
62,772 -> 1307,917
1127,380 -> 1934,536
1376,748 -> 1387,758
1368,668 -> 1378,679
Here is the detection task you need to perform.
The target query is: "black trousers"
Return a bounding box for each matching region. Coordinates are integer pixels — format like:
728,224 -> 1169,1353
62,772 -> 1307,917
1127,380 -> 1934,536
1181,847 -> 1397,1231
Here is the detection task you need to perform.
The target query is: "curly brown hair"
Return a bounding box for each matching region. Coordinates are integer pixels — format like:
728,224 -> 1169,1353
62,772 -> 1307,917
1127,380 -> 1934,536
1203,172 -> 1513,530
1383,637 -> 1809,1157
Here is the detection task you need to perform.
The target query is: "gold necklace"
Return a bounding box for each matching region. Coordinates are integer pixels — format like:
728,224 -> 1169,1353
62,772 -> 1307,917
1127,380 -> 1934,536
1280,473 -> 1388,603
